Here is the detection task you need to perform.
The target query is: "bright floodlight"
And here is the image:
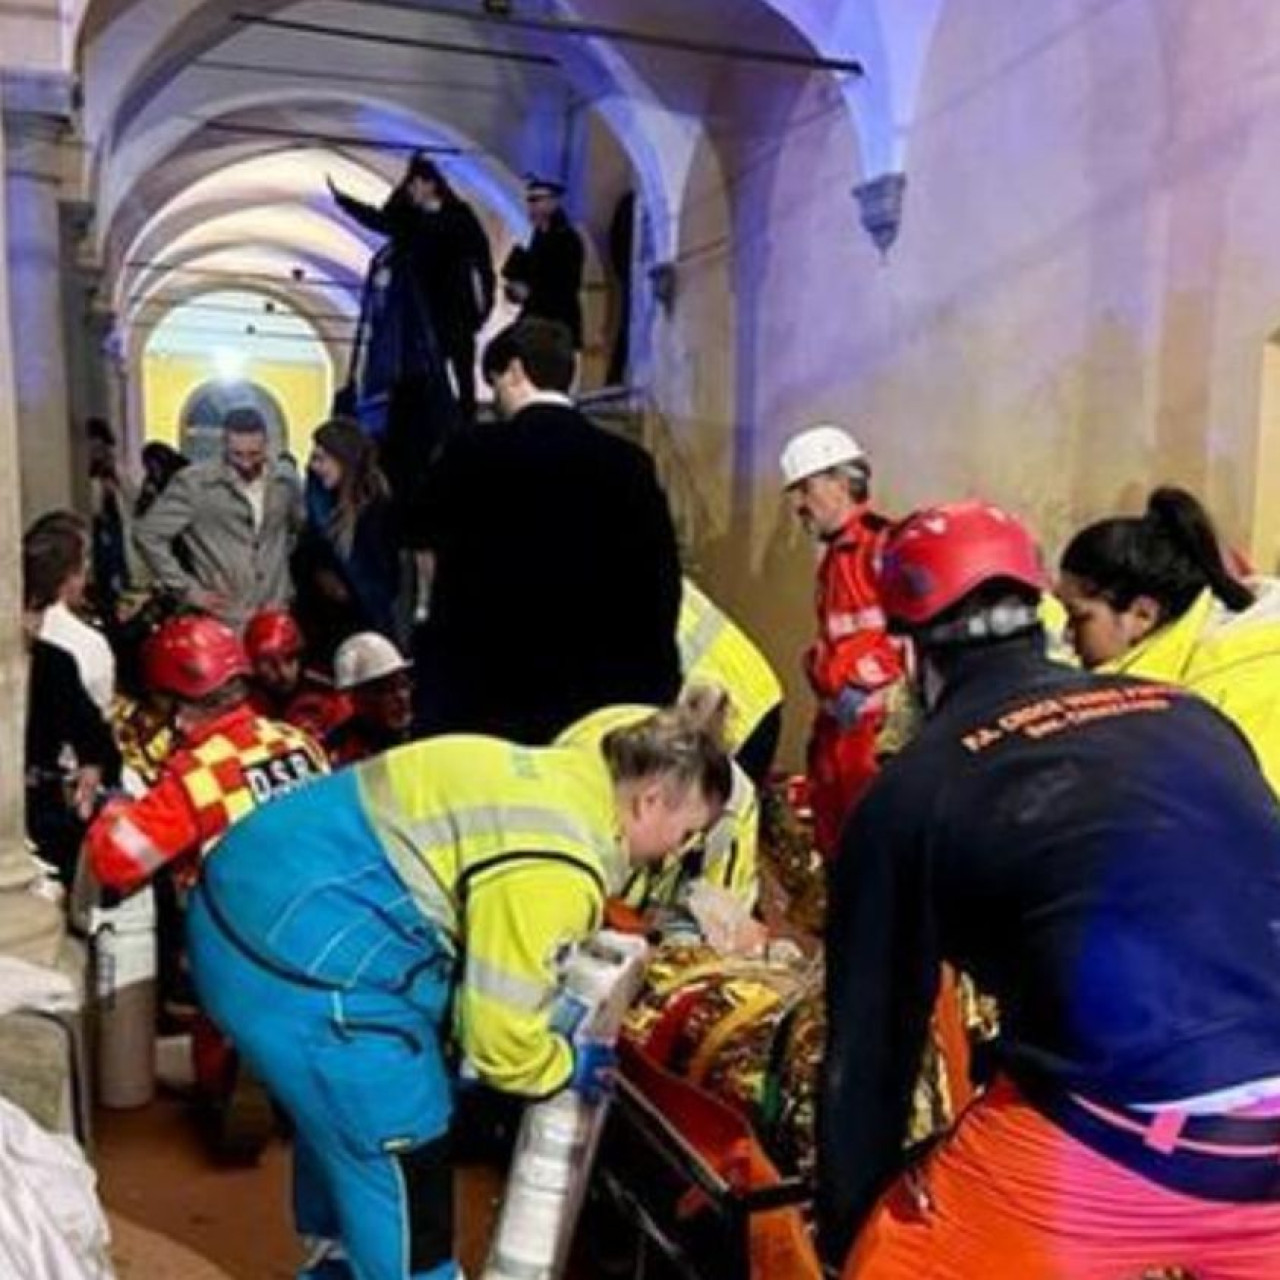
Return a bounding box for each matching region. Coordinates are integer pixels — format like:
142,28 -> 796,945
214,347 -> 245,381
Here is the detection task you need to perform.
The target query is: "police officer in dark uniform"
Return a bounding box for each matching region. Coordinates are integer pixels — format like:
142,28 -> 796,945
820,501 -> 1280,1280
502,176 -> 586,349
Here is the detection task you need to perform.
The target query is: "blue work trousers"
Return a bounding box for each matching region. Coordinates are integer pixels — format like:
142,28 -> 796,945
187,775 -> 458,1280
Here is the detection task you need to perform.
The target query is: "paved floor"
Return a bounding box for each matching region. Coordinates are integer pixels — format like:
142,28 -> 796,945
95,1092 -> 505,1279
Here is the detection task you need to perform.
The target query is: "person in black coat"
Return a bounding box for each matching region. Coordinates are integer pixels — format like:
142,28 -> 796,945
331,153 -> 495,421
410,318 -> 682,745
23,527 -> 122,882
502,177 -> 586,350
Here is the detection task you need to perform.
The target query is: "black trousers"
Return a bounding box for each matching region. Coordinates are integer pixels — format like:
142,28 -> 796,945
440,329 -> 477,422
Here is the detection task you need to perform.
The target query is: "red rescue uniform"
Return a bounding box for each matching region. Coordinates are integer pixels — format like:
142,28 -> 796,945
805,506 -> 903,856
249,679 -> 353,748
88,703 -> 328,894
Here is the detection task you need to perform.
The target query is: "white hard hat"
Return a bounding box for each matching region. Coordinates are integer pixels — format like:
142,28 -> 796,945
334,632 -> 412,690
779,424 -> 867,487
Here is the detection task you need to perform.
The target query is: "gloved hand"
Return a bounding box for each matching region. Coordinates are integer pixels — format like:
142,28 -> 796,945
829,684 -> 869,731
569,1041 -> 617,1105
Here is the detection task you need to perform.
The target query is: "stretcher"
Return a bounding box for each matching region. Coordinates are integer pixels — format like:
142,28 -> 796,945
597,1045 -> 817,1280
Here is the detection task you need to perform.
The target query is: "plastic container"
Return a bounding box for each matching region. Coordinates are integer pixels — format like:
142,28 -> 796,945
483,931 -> 649,1280
91,888 -> 157,1109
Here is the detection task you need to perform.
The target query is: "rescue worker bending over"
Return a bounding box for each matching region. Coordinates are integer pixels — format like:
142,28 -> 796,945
186,696 -> 732,1280
1058,485 -> 1280,792
818,501 -> 1280,1279
558,695 -> 759,915
779,425 -> 902,856
678,577 -> 784,787
87,615 -> 329,893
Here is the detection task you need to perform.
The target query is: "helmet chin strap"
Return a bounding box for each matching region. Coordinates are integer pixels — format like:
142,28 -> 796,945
914,654 -> 947,714
919,601 -> 1040,647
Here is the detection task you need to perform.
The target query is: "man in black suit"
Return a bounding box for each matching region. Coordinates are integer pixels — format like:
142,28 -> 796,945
411,318 -> 682,744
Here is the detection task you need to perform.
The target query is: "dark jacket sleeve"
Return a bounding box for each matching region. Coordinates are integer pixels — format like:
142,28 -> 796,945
334,183 -> 429,243
457,201 -> 495,318
817,770 -> 939,1268
332,185 -> 394,236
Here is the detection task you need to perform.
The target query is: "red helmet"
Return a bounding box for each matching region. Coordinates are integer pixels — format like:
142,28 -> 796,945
142,616 -> 251,699
243,608 -> 304,662
880,501 -> 1046,629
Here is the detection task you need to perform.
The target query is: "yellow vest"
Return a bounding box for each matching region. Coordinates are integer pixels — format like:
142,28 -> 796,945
1104,583 -> 1280,794
355,736 -> 627,1095
557,705 -> 760,912
680,578 -> 783,749
1039,594 -> 1077,666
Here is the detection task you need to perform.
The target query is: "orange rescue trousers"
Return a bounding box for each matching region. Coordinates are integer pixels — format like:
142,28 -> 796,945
847,1079 -> 1280,1280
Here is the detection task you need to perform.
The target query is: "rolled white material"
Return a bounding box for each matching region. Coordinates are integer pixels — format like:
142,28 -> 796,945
483,931 -> 648,1280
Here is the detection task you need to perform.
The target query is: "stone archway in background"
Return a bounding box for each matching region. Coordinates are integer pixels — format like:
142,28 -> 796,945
178,378 -> 288,461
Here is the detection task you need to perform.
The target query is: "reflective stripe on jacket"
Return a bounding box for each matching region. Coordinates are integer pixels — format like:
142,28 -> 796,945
1104,581 -> 1280,794
88,704 -> 328,894
355,736 -> 627,1094
556,705 -> 759,911
807,507 -> 903,702
679,578 -> 783,749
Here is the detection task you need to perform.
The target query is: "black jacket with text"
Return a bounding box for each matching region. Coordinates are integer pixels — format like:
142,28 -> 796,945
818,635 -> 1280,1264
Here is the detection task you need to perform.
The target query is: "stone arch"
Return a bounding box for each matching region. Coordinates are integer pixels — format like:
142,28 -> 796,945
131,279 -> 350,376
177,378 -> 289,460
96,89 -> 529,258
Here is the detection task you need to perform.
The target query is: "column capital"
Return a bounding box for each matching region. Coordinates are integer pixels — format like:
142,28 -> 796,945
0,69 -> 75,122
2,70 -> 75,186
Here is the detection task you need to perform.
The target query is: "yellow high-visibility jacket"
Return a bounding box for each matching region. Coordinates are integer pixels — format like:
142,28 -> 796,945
557,705 -> 759,912
1039,594 -> 1076,666
1103,581 -> 1280,794
680,578 -> 783,749
357,736 -> 628,1096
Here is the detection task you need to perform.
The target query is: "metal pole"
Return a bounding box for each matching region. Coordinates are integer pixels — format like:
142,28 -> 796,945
233,4 -> 864,76
192,119 -> 467,153
230,13 -> 558,67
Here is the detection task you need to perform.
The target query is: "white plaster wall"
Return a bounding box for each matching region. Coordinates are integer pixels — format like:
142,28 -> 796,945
659,0 -> 1184,764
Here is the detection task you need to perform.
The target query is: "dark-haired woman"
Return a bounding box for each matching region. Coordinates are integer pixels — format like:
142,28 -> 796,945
1058,486 -> 1280,789
293,419 -> 400,663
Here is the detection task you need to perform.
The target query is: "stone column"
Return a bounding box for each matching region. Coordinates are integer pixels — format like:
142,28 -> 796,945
0,85 -> 64,966
3,70 -> 75,523
61,202 -> 104,512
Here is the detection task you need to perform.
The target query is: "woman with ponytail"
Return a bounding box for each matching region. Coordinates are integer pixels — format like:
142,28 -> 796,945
1058,486 -> 1280,788
558,683 -> 763,918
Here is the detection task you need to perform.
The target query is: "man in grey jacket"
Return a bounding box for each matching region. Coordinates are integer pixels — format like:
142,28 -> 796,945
134,409 -> 303,629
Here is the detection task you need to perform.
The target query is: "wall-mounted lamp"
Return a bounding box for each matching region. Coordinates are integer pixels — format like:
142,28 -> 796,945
853,172 -> 907,257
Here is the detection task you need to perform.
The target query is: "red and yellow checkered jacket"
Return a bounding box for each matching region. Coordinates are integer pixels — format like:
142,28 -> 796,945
88,703 -> 328,894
